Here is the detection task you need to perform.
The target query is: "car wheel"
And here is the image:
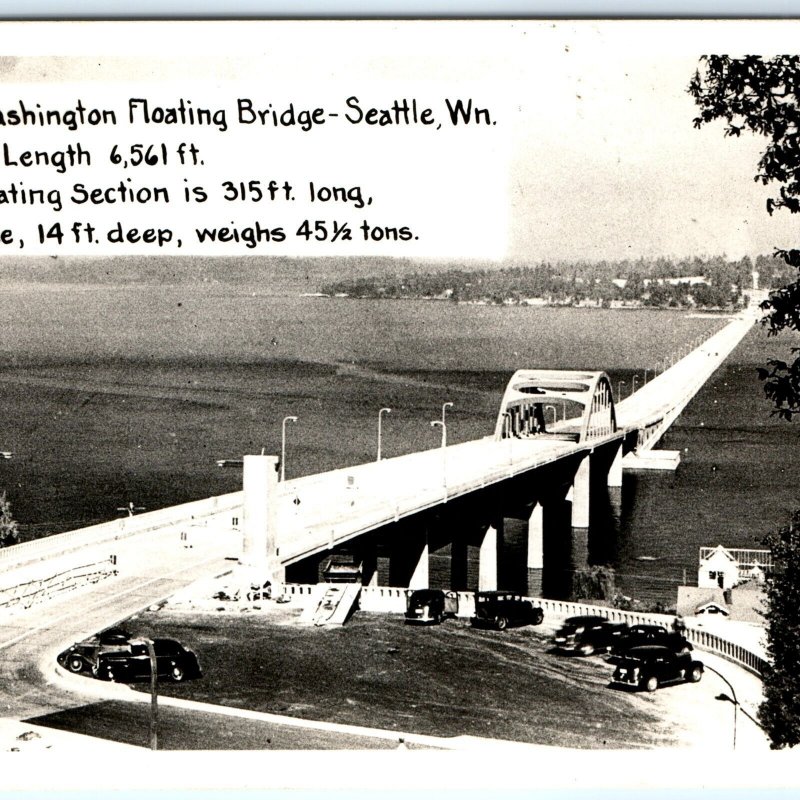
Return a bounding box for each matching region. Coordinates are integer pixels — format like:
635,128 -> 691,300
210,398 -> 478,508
688,665 -> 703,683
531,609 -> 544,626
643,675 -> 659,692
67,655 -> 84,673
579,642 -> 595,657
495,616 -> 508,631
171,664 -> 185,682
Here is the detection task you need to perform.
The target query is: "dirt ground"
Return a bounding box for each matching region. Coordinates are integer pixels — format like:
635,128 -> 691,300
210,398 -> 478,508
116,605 -> 694,749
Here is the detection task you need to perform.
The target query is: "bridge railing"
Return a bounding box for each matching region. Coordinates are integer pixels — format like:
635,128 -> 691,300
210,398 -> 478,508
0,557 -> 118,614
0,491 -> 243,570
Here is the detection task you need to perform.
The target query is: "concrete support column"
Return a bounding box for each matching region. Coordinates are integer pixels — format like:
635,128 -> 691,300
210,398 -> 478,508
608,443 -> 623,489
450,536 -> 468,591
241,454 -> 284,589
570,454 -> 591,529
478,520 -> 502,592
408,532 -> 430,590
526,502 -> 544,598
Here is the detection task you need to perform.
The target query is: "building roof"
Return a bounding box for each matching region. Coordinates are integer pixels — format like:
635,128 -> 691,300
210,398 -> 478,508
676,581 -> 765,623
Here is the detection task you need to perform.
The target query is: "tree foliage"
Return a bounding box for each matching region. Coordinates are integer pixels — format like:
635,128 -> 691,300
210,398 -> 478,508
759,510 -> 800,748
0,490 -> 18,547
571,565 -> 616,602
690,56 -> 800,419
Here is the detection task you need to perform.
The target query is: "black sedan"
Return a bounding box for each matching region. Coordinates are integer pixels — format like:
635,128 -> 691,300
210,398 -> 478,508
93,638 -> 202,683
59,628 -> 133,674
611,624 -> 692,660
611,645 -> 703,692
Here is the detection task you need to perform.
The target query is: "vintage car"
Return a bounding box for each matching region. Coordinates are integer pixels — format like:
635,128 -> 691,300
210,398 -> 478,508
610,623 -> 692,660
93,637 -> 202,683
553,615 -> 628,656
59,627 -> 134,674
470,591 -> 544,630
611,645 -> 704,692
405,588 -> 459,624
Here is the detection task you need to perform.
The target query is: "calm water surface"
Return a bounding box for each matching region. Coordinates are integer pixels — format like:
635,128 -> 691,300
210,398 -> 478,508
0,285 -> 797,605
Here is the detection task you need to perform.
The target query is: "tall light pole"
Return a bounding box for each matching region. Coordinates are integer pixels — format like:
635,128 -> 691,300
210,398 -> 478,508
617,380 -> 626,401
377,407 -> 391,461
706,663 -> 739,750
141,636 -> 159,751
545,404 -> 558,424
441,402 -> 453,448
430,420 -> 447,498
632,375 -> 639,393
281,415 -> 298,482
643,368 -> 649,385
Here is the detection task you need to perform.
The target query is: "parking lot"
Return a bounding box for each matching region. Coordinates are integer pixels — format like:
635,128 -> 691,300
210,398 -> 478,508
70,605 -> 721,749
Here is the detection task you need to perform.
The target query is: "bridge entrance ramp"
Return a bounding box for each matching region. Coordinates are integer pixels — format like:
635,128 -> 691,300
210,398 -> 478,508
300,583 -> 362,626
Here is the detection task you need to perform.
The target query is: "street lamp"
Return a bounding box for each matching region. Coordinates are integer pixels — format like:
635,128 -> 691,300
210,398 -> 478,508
116,502 -> 145,517
617,380 -> 626,400
441,402 -> 453,447
141,636 -> 159,751
431,419 -> 446,448
702,661 -> 742,750
632,375 -> 639,393
281,415 -> 298,482
545,404 -> 558,424
377,407 -> 391,461
643,369 -> 649,385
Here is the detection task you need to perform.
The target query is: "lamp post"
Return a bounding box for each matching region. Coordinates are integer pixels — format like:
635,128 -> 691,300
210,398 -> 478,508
141,636 -> 159,751
377,407 -> 391,461
632,375 -> 639,393
281,415 -> 298,482
545,404 -> 558,424
441,402 -> 453,447
706,663 -> 739,750
618,380 -> 626,400
643,368 -> 649,385
430,420 -> 447,497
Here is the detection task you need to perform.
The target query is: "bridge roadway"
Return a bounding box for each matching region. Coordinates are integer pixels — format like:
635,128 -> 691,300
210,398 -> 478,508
274,306 -> 759,565
0,305 -> 759,746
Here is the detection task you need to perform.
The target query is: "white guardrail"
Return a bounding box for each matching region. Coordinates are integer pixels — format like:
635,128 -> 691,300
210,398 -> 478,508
353,586 -> 768,678
0,491 -> 244,570
0,557 -> 118,612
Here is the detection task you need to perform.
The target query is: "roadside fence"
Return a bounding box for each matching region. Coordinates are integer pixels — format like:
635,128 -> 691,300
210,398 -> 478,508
0,556 -> 118,614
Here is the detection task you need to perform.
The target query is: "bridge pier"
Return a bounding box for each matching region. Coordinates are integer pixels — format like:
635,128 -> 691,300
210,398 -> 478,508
478,519 -> 503,591
241,454 -> 284,590
450,535 -> 468,591
526,502 -> 544,597
608,443 -> 623,488
408,531 -> 430,590
569,454 -> 591,529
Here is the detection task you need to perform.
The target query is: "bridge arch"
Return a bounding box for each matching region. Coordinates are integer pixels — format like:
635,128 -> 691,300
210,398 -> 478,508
493,369 -> 617,444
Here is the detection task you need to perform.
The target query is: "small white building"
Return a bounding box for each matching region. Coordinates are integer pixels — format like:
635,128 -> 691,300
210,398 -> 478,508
697,545 -> 771,590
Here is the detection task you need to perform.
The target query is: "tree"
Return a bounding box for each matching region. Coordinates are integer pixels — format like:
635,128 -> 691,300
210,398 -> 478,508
759,510 -> 800,748
689,56 -> 800,419
571,565 -> 616,602
0,490 -> 18,547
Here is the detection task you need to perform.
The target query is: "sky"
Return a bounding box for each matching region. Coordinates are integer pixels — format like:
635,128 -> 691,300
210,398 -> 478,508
1,19 -> 799,263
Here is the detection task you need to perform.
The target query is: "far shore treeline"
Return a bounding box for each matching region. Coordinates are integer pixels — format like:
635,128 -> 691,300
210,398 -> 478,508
320,254 -> 785,310
0,254 -> 788,309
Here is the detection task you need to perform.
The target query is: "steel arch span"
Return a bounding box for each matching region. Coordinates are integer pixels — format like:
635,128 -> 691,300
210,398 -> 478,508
493,369 -> 618,444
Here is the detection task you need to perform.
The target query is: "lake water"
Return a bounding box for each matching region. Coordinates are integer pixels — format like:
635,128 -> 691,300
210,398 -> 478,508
0,284 -> 798,605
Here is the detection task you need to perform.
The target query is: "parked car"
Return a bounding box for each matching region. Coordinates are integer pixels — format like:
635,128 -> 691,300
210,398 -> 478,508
93,638 -> 202,683
610,623 -> 692,660
553,615 -> 628,656
611,645 -> 704,692
470,591 -> 544,630
405,589 -> 459,624
59,627 -> 133,674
